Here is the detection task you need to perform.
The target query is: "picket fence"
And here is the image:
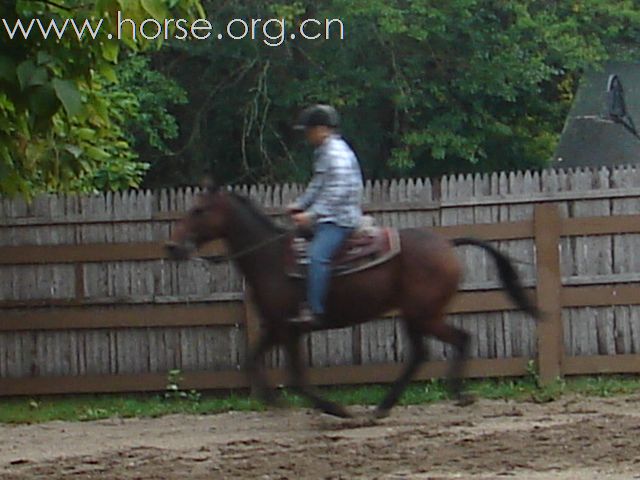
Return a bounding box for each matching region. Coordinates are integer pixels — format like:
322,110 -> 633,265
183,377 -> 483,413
2,165 -> 640,395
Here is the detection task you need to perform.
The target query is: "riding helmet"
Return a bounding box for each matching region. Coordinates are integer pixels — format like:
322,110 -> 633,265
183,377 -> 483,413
293,104 -> 340,130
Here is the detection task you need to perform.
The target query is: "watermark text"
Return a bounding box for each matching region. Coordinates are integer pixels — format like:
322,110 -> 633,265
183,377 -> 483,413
2,13 -> 345,47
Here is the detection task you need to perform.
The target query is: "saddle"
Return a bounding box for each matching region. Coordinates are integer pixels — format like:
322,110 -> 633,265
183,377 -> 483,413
286,217 -> 401,278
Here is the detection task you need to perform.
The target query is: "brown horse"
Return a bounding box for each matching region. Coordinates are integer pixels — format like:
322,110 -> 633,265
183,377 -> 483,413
165,183 -> 540,418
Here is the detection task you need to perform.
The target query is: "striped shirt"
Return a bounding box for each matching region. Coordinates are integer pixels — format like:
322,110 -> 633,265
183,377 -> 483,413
294,134 -> 364,228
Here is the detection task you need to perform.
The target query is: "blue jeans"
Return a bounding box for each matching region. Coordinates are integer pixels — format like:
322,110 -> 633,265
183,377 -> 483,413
308,222 -> 353,316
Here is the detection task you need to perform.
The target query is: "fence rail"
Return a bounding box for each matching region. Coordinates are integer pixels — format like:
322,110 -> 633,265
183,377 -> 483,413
2,165 -> 640,396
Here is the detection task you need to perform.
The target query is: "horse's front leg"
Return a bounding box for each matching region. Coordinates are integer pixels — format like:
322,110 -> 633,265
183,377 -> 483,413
246,330 -> 280,406
284,332 -> 352,418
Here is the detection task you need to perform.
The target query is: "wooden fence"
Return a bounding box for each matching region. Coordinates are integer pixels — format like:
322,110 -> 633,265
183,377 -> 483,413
2,165 -> 640,396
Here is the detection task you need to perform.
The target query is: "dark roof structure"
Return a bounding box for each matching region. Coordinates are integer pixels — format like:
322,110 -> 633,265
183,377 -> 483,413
553,62 -> 640,168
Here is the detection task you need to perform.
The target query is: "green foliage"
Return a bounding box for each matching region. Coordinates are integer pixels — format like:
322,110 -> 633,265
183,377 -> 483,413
147,0 -> 640,187
164,369 -> 201,402
112,54 -> 188,154
3,0 -> 639,192
0,0 -> 203,196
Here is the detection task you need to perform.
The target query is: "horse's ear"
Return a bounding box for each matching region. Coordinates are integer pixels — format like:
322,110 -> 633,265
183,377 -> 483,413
201,176 -> 219,193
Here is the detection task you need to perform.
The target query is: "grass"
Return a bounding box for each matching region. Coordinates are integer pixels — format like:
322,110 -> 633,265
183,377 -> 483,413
2,373 -> 640,425
0,393 -> 266,425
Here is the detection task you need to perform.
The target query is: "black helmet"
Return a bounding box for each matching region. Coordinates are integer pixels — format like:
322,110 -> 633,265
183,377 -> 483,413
293,104 -> 340,130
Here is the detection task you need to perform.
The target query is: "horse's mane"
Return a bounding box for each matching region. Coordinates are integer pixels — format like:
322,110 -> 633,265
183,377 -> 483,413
228,191 -> 287,234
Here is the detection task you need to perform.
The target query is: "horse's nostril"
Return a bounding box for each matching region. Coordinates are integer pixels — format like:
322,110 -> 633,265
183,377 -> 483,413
164,242 -> 180,258
164,241 -> 190,260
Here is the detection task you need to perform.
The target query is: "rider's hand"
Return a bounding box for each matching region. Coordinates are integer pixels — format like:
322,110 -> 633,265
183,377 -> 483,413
292,212 -> 312,228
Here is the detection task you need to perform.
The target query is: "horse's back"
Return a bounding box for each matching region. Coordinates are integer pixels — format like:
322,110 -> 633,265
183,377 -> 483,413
323,227 -> 462,325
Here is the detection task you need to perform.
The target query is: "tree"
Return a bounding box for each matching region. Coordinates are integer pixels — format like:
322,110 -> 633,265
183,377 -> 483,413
110,54 -> 188,156
0,0 -> 204,196
144,0 -> 640,187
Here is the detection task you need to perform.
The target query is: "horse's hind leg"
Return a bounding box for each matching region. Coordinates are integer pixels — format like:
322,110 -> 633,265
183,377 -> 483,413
284,333 -> 352,419
428,319 -> 473,406
374,324 -> 426,419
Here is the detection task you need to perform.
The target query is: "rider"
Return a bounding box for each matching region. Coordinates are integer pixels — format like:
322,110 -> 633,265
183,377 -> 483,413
287,104 -> 364,328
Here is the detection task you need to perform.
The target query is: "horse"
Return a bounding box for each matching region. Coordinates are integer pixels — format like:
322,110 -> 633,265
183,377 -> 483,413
165,182 -> 540,419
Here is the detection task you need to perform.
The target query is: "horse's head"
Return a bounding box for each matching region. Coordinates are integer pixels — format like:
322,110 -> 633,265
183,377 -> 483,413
164,181 -> 229,260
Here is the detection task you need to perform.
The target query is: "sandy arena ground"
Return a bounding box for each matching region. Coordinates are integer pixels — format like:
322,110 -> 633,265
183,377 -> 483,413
2,394 -> 640,479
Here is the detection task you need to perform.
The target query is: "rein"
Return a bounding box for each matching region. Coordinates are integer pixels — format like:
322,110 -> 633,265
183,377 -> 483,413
196,230 -> 291,264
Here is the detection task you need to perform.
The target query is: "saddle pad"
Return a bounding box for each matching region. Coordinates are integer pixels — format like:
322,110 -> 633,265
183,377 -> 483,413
286,227 -> 401,278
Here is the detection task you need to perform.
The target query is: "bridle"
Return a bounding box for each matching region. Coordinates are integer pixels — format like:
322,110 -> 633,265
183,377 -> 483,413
178,184 -> 295,265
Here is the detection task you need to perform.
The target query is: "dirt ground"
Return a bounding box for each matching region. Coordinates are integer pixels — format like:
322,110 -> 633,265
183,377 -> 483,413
2,394 -> 640,479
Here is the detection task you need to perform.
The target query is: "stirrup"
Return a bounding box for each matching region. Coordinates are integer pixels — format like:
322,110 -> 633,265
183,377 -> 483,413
289,309 -> 325,328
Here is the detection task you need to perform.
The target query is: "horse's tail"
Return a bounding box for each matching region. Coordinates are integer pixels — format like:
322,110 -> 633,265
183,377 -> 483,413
451,237 -> 541,320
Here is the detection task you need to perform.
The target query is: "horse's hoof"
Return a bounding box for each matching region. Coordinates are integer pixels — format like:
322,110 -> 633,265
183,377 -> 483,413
372,408 -> 390,420
455,393 -> 476,407
255,390 -> 283,408
270,398 -> 288,409
324,404 -> 352,419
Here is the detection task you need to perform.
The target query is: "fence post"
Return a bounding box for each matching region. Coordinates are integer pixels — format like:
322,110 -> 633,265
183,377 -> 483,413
533,203 -> 564,385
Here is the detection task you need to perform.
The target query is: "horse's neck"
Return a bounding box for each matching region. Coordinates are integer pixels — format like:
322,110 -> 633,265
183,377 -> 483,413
225,201 -> 286,281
